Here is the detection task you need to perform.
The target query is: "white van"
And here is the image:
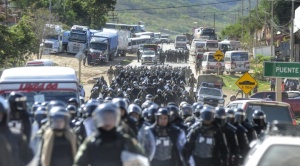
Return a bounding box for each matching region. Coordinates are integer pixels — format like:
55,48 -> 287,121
175,35 -> 187,49
218,40 -> 241,51
0,67 -> 79,107
202,52 -> 225,74
25,59 -> 57,66
224,51 -> 250,74
190,40 -> 206,56
205,40 -> 219,52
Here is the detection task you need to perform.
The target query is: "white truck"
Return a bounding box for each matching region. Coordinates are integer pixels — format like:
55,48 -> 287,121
42,24 -> 64,54
102,28 -> 130,57
67,25 -> 91,54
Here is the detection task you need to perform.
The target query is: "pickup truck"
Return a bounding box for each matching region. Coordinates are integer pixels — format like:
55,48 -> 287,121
250,91 -> 300,115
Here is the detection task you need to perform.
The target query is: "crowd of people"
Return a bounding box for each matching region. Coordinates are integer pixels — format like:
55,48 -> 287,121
0,64 -> 270,166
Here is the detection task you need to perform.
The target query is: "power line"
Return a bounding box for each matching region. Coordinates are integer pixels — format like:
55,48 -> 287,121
114,0 -> 241,11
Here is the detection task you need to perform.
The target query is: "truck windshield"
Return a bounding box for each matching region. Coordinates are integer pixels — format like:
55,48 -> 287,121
176,36 -> 187,41
90,43 -> 107,50
206,42 -> 218,48
199,88 -> 222,97
1,91 -> 78,110
69,32 -> 86,42
143,51 -> 155,55
45,35 -> 58,40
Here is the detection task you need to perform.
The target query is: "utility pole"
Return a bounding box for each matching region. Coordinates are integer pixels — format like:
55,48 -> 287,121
5,0 -> 8,25
241,0 -> 244,41
49,0 -> 52,13
290,0 -> 295,62
214,13 -> 215,30
109,11 -> 118,23
271,0 -> 274,57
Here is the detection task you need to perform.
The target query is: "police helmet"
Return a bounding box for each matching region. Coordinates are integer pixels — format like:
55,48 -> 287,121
0,96 -> 10,126
226,108 -> 235,124
234,108 -> 246,124
142,108 -> 149,120
133,99 -> 142,107
180,104 -> 193,118
141,100 -> 153,110
145,94 -> 153,101
192,102 -> 203,112
200,106 -> 215,123
34,106 -> 47,124
179,101 -> 188,110
79,96 -> 85,105
128,104 -> 142,116
96,97 -> 104,104
83,99 -> 99,117
167,105 -> 180,122
156,107 -> 169,117
104,97 -> 113,103
68,98 -> 79,108
112,98 -> 128,111
193,105 -> 202,118
252,110 -> 266,127
31,102 -> 41,113
148,104 -> 159,123
48,106 -> 70,131
8,92 -> 27,111
93,103 -> 120,128
66,105 -> 77,119
47,100 -> 67,112
215,107 -> 227,126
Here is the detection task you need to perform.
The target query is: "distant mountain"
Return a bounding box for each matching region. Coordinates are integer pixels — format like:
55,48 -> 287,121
114,0 -> 257,35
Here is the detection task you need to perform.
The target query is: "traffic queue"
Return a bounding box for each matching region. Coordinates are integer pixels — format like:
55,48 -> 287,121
0,65 -> 269,166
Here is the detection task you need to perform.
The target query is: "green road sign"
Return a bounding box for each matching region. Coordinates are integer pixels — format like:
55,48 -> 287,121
264,62 -> 300,78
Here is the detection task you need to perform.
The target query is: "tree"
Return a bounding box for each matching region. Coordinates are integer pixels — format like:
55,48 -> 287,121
25,9 -> 60,59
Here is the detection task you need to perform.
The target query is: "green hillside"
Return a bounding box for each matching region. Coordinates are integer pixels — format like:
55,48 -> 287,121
113,0 -> 255,35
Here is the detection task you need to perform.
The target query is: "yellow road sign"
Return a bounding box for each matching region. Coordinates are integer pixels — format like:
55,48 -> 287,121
235,72 -> 258,94
214,50 -> 224,62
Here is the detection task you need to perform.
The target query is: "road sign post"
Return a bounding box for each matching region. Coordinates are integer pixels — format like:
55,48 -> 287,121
263,61 -> 300,101
235,72 -> 258,98
214,50 -> 224,76
75,50 -> 85,83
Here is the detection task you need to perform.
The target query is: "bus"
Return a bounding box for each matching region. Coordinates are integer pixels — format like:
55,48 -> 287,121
134,32 -> 154,39
224,51 -> 250,74
127,37 -> 145,54
104,23 -> 143,34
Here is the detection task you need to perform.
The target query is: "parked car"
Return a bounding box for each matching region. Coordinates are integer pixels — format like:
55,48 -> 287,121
250,91 -> 300,115
226,100 -> 297,125
244,123 -> 300,166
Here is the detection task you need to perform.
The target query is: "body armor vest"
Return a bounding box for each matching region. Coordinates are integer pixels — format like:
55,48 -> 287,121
153,136 -> 173,161
193,128 -> 216,158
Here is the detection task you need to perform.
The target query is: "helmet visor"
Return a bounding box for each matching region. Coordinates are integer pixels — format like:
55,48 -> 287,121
50,117 -> 67,130
93,111 -> 120,128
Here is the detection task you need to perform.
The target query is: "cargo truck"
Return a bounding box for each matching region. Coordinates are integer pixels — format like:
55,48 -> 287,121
87,31 -> 118,65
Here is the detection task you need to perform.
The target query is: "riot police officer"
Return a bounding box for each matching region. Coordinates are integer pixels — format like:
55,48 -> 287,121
8,92 -> 32,143
112,98 -> 138,138
232,108 -> 250,160
184,106 -> 225,166
107,65 -> 114,84
252,110 -> 268,136
74,103 -> 145,166
138,107 -> 186,166
0,96 -> 33,166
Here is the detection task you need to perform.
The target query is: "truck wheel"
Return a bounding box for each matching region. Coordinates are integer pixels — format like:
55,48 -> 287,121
109,54 -> 114,61
230,72 -> 235,75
